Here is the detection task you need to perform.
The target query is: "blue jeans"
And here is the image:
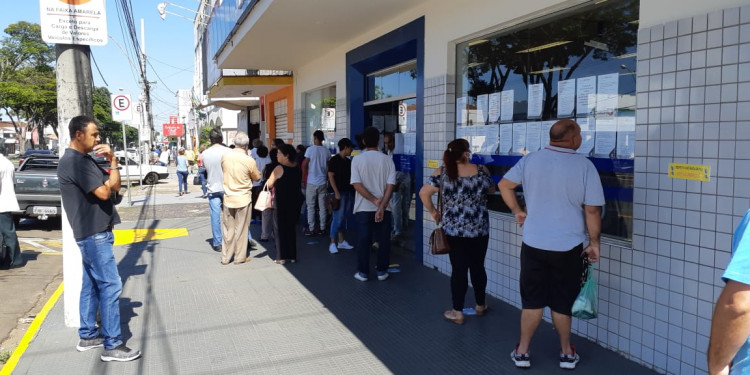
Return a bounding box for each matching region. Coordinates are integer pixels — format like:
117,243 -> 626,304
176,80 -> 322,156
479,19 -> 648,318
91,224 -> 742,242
198,167 -> 207,195
355,211 -> 392,275
208,192 -> 224,246
177,170 -> 189,193
329,191 -> 354,240
76,231 -> 123,350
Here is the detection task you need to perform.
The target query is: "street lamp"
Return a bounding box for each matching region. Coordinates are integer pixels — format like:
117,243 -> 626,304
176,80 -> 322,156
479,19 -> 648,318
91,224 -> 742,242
157,1 -> 209,24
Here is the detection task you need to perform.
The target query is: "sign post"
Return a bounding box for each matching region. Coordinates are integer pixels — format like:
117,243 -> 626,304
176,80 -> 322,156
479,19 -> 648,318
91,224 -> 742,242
40,0 -> 107,329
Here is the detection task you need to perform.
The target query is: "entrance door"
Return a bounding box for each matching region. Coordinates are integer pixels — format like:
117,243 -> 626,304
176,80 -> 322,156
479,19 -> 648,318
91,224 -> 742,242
363,97 -> 417,252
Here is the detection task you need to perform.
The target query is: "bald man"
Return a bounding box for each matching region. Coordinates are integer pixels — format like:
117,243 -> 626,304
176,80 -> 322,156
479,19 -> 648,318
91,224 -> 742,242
498,119 -> 604,370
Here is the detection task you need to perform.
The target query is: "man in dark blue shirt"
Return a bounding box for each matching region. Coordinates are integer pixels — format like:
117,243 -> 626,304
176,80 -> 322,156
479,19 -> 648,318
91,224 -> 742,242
58,115 -> 140,362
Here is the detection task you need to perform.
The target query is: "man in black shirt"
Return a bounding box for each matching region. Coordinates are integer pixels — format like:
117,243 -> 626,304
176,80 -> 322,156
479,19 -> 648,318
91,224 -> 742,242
58,116 -> 140,362
326,138 -> 355,253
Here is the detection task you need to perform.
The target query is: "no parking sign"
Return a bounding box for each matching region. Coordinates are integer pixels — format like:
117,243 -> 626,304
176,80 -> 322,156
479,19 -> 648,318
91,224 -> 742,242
111,94 -> 132,121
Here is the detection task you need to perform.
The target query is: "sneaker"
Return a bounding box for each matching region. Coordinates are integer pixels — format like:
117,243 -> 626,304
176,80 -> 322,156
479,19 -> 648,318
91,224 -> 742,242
328,243 -> 339,254
354,272 -> 368,282
248,240 -> 257,248
511,346 -> 531,368
377,271 -> 389,281
559,345 -> 580,369
303,228 -> 314,236
76,336 -> 104,352
100,344 -> 141,362
337,240 -> 354,250
212,245 -> 222,252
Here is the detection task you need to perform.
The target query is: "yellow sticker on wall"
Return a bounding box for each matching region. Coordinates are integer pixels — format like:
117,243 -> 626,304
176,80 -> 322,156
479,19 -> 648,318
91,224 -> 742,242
427,160 -> 439,169
668,163 -> 710,182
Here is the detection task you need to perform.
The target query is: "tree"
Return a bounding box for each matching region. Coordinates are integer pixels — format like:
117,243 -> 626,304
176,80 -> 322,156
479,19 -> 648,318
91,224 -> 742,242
0,22 -> 56,152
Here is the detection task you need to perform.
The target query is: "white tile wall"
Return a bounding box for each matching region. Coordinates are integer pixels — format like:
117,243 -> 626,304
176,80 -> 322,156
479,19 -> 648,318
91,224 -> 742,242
419,5 -> 750,375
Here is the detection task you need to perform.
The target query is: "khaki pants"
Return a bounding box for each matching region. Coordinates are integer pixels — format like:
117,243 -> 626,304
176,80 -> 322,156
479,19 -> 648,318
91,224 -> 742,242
221,204 -> 252,263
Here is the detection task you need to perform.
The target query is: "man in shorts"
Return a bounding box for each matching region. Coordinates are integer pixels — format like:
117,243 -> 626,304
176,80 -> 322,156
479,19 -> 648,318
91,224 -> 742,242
498,119 -> 604,370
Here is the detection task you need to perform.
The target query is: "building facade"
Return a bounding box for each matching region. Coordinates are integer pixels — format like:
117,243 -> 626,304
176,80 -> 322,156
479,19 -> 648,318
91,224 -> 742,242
201,1 -> 750,373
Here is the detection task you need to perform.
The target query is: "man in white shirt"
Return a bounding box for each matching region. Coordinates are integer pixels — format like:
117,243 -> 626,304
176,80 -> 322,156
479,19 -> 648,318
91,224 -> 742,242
351,127 -> 396,282
0,151 -> 23,269
202,129 -> 233,252
302,130 -> 331,236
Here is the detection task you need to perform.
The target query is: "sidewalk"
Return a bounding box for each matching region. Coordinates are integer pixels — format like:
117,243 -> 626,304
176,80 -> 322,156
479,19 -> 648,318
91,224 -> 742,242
8,195 -> 658,374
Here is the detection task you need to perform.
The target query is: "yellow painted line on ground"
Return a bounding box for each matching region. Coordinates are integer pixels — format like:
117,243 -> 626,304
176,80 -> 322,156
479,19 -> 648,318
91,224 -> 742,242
113,228 -> 189,246
0,282 -> 64,375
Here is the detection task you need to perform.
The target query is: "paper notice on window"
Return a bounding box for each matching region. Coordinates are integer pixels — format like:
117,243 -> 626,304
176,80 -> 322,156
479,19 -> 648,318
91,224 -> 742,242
557,79 -> 576,118
596,73 -> 619,116
488,92 -> 501,124
500,90 -> 514,122
456,96 -> 468,125
393,132 -> 405,154
576,117 -> 595,155
468,126 -> 483,154
594,117 -> 617,156
476,94 -> 489,125
541,120 -> 555,148
526,122 -> 541,153
373,116 -> 385,132
616,117 -> 635,159
456,125 -> 469,142
406,110 -> 416,132
512,122 -> 527,154
527,84 -> 544,119
576,76 -> 597,117
499,123 -> 513,154
481,124 -> 500,154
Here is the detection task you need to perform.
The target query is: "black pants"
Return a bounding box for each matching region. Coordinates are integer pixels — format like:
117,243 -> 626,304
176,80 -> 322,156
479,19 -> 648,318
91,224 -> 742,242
0,212 -> 22,268
447,235 -> 489,311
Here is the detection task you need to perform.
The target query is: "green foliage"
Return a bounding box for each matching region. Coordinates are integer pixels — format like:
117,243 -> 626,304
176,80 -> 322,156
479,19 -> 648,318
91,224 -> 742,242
0,22 -> 56,149
199,126 -> 213,147
0,349 -> 10,363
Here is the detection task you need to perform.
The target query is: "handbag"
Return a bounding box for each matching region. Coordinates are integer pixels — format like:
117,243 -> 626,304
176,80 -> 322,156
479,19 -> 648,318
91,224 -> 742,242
572,257 -> 598,319
193,175 -> 201,185
324,192 -> 340,212
429,167 -> 450,255
254,183 -> 274,211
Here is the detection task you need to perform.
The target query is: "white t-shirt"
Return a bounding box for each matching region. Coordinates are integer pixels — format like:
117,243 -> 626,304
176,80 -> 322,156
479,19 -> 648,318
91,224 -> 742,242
201,144 -> 232,193
350,150 -> 396,213
159,149 -> 170,164
0,155 -> 19,212
503,145 -> 605,251
304,144 -> 331,186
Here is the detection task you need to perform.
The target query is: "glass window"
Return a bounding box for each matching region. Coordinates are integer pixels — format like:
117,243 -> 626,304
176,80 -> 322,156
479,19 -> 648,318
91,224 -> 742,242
455,0 -> 638,240
303,86 -> 337,148
366,60 -> 417,101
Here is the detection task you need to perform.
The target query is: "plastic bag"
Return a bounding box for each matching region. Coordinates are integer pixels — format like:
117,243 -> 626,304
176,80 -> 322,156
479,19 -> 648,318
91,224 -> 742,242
572,263 -> 598,319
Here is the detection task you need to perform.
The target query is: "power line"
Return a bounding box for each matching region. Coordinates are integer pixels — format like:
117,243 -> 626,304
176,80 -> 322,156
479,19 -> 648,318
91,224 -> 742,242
90,52 -> 109,86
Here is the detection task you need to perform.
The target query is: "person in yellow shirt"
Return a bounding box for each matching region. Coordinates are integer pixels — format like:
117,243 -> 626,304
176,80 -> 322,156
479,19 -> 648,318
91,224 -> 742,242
185,148 -> 196,174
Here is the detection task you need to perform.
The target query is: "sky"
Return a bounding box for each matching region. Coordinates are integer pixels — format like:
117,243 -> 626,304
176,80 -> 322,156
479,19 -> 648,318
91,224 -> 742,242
0,0 -> 198,132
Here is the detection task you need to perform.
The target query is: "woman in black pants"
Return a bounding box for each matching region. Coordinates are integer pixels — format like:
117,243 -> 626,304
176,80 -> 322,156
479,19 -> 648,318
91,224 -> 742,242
266,144 -> 303,264
419,138 -> 495,324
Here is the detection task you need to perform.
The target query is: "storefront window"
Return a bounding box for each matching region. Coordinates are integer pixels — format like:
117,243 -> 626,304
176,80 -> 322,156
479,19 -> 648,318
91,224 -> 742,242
455,0 -> 638,240
367,60 -> 417,101
303,86 -> 336,149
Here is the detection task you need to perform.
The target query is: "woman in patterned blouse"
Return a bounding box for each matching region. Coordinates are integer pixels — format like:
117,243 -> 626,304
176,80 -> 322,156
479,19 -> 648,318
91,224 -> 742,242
419,138 -> 495,324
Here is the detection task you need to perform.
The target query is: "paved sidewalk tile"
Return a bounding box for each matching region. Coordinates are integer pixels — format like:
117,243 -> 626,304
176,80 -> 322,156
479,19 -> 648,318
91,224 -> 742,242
11,211 -> 657,374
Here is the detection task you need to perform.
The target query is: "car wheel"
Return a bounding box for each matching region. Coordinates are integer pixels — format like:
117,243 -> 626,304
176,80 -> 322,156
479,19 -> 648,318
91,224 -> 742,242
143,172 -> 159,185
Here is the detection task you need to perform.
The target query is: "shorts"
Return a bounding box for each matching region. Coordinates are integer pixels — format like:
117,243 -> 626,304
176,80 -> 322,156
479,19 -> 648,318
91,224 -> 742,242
519,242 -> 584,316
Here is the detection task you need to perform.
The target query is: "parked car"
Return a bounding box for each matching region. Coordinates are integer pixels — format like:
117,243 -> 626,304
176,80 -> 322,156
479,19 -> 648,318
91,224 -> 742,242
18,149 -> 55,166
96,155 -> 169,185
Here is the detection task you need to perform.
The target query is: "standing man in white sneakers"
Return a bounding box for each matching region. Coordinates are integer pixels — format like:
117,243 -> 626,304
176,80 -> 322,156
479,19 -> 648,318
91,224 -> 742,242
58,116 -> 141,362
351,127 -> 396,281
498,119 -> 604,370
302,130 -> 331,236
326,138 -> 355,254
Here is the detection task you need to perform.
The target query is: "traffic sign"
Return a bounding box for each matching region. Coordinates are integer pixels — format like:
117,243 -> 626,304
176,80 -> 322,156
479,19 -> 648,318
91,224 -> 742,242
111,94 -> 132,121
39,0 -> 108,46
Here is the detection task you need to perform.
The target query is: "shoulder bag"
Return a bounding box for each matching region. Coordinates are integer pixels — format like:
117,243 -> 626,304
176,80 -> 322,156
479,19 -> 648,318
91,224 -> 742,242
429,167 -> 451,255
254,182 -> 274,211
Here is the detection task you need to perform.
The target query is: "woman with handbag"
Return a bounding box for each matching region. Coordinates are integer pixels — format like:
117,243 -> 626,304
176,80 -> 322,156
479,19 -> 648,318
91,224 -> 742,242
265,144 -> 304,264
418,138 -> 495,324
259,149 -> 279,242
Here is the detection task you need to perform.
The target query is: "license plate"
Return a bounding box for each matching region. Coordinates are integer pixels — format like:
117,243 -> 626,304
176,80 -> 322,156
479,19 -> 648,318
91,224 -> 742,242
32,206 -> 57,215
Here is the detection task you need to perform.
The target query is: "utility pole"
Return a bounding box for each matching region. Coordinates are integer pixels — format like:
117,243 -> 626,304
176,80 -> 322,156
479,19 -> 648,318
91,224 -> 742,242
56,44 -> 93,327
141,19 -> 155,151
